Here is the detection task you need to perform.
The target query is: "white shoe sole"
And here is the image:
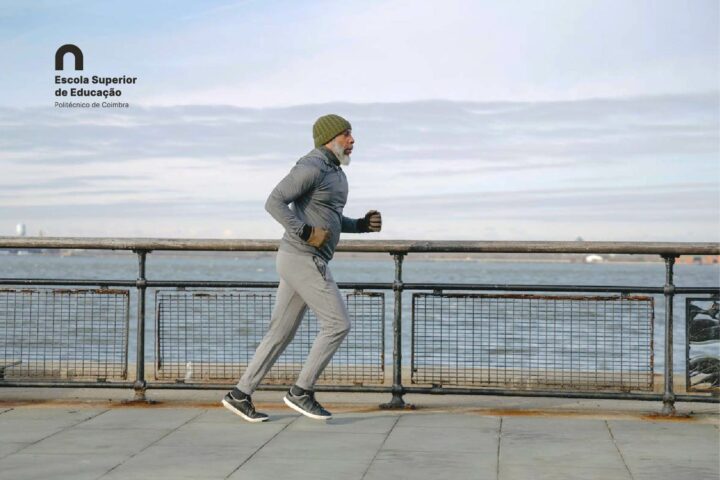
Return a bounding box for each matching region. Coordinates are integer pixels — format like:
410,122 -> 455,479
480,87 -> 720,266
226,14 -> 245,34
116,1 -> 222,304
221,399 -> 268,423
283,396 -> 332,420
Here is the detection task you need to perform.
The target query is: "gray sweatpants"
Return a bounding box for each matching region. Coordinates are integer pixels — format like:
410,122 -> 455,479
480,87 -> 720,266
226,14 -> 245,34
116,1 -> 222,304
236,250 -> 351,394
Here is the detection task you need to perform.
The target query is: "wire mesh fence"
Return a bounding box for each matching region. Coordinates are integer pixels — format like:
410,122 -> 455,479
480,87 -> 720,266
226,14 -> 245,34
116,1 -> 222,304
0,288 -> 129,380
155,289 -> 384,385
411,293 -> 654,392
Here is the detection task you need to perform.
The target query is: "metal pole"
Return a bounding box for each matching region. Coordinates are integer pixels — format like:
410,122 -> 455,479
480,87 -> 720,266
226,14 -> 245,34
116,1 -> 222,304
661,255 -> 677,415
381,253 -> 414,409
132,249 -> 149,401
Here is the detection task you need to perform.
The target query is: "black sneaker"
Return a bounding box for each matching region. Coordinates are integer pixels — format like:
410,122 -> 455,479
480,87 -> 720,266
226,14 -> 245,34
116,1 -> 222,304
221,389 -> 269,423
283,385 -> 332,420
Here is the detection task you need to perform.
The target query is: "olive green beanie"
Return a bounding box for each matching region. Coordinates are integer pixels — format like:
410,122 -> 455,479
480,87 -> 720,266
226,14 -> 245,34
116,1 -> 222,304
313,114 -> 351,147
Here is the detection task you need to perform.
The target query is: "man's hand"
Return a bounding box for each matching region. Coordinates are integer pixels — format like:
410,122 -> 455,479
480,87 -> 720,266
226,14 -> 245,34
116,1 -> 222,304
307,226 -> 331,248
359,210 -> 382,233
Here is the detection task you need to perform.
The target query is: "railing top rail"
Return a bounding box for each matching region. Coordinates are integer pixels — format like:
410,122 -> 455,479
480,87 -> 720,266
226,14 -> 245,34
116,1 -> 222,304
1,237 -> 718,255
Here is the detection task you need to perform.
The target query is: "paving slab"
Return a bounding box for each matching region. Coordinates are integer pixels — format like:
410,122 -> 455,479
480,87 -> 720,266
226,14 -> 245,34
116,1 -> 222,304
0,452 -> 130,480
21,426 -> 172,455
500,417 -> 626,471
627,463 -> 719,480
77,407 -> 201,430
396,412 -> 499,431
101,444 -> 256,480
0,419 -> 80,444
250,428 -> 387,462
383,424 -> 499,454
365,450 -> 497,480
0,442 -> 28,459
0,409 -> 107,443
155,419 -> 289,449
501,416 -> 610,439
0,408 -> 106,420
501,435 -> 625,469
499,463 -> 632,480
608,419 -> 720,480
230,454 -> 370,480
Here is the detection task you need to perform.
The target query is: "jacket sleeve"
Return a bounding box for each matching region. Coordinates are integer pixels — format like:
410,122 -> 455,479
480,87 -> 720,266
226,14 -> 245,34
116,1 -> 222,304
265,163 -> 322,236
341,215 -> 360,233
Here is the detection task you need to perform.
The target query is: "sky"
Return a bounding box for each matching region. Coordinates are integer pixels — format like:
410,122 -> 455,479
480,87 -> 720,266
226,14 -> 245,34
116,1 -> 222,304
0,0 -> 718,242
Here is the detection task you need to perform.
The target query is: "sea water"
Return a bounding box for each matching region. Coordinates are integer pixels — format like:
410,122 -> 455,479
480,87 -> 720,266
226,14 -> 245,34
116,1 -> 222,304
0,252 -> 717,372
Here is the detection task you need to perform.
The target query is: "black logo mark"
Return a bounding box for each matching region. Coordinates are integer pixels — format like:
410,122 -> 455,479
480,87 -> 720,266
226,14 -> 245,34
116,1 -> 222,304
55,44 -> 83,71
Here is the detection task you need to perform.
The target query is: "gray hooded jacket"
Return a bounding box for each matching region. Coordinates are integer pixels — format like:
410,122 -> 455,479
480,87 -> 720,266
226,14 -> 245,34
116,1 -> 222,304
265,147 -> 359,262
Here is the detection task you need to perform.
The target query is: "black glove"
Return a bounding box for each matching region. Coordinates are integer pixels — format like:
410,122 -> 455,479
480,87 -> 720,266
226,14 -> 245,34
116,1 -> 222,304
357,210 -> 382,233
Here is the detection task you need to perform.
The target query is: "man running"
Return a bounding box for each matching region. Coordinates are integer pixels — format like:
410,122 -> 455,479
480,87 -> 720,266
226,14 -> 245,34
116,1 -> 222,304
223,114 -> 382,422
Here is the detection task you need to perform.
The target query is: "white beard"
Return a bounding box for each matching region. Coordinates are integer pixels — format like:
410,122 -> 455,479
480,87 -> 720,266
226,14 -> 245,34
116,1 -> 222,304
330,141 -> 351,166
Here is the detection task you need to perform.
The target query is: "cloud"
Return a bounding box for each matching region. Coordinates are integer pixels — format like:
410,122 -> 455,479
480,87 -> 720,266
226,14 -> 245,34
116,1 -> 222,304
371,183 -> 719,222
0,93 -> 718,241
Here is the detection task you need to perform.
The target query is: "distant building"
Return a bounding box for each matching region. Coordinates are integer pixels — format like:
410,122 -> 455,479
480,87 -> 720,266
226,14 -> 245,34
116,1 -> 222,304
677,255 -> 720,265
16,223 -> 26,236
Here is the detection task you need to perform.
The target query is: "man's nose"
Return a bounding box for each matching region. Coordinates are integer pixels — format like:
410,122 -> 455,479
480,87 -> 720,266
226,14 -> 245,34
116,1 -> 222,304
348,134 -> 355,144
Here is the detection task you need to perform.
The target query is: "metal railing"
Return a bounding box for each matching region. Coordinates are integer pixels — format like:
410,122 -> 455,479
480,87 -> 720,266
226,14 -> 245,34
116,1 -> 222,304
411,293 -> 654,391
0,287 -> 129,381
153,289 -> 385,385
0,237 -> 718,415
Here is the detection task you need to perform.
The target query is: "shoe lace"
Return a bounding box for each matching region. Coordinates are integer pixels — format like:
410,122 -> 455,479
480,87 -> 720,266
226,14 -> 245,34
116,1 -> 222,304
246,397 -> 257,414
234,392 -> 257,414
306,391 -> 324,411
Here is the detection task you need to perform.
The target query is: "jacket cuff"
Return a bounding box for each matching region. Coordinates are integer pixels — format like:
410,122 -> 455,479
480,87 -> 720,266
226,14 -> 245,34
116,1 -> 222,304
356,217 -> 370,233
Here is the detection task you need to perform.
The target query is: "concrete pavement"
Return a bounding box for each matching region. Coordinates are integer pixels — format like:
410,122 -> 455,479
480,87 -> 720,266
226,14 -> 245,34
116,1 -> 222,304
0,402 -> 717,480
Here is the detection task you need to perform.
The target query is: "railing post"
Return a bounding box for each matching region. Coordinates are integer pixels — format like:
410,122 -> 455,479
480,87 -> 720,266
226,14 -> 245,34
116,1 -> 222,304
661,254 -> 677,416
381,252 -> 414,409
132,249 -> 150,402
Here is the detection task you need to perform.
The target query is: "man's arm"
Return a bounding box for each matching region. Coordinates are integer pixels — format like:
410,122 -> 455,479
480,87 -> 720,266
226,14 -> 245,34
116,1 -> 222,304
348,210 -> 382,233
265,163 -> 321,238
341,215 -> 360,233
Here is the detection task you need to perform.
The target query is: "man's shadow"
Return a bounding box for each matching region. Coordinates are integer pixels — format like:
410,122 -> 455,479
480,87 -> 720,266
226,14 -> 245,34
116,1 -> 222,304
273,413 -> 398,426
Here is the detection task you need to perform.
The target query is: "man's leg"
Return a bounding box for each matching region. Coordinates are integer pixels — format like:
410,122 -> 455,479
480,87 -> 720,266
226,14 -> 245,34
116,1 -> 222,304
235,277 -> 307,395
279,254 -> 350,419
281,254 -> 351,391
